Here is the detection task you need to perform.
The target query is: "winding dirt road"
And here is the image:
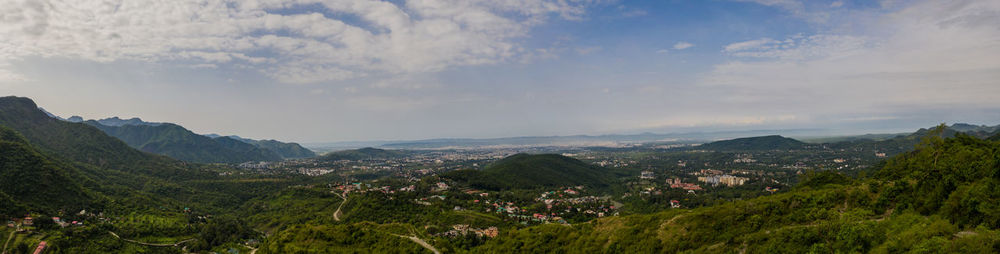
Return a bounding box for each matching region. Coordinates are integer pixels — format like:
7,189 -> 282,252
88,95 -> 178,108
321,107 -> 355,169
334,191 -> 347,221
108,231 -> 194,247
388,233 -> 440,254
2,226 -> 15,254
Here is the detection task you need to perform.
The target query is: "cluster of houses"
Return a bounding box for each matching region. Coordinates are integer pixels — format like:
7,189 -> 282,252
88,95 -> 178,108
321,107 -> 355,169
433,182 -> 450,192
4,214 -> 89,233
436,224 -> 499,238
237,161 -> 273,169
666,178 -> 703,191
640,170 -> 656,180
697,175 -> 749,187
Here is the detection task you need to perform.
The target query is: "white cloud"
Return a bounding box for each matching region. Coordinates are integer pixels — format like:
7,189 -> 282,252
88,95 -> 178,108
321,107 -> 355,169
722,35 -> 867,60
673,41 -> 694,50
705,0 -> 1000,111
575,46 -> 602,55
0,0 -> 604,84
722,38 -> 779,52
732,0 -> 830,23
655,49 -> 669,54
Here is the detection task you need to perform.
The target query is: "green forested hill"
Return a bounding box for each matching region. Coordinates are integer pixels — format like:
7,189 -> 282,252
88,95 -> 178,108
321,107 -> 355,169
698,135 -> 808,151
251,139 -> 316,158
824,123 -> 990,156
441,153 -> 627,192
0,97 -> 286,212
85,121 -> 283,163
0,126 -> 99,215
469,128 -> 1000,253
318,147 -> 408,161
0,96 -> 212,180
205,134 -> 317,159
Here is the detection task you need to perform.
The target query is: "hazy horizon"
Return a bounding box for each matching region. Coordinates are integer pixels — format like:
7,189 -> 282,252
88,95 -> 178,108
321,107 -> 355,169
3,0 -> 998,143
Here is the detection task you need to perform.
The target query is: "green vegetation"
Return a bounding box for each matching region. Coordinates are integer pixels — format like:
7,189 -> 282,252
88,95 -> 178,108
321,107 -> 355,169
4,95 -> 1000,253
0,125 -> 97,215
318,147 -> 409,161
697,135 -> 808,151
467,126 -> 1000,253
441,153 -> 628,192
251,139 -> 316,159
261,223 -> 430,253
86,121 -> 283,163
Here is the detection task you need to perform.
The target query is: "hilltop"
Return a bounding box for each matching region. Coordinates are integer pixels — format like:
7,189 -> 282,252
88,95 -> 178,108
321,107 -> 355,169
441,153 -> 627,192
697,135 -> 808,151
318,147 -> 409,161
206,134 -> 316,159
85,121 -> 283,164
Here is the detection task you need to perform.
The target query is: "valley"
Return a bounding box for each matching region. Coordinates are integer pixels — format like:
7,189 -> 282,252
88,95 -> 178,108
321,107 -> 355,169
3,96 -> 999,253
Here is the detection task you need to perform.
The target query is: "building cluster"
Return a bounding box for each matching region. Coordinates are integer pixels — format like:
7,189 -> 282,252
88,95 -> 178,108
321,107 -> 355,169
437,224 -> 499,238
666,178 -> 702,190
237,161 -> 273,169
697,175 -> 749,187
693,169 -> 725,176
640,170 -> 655,180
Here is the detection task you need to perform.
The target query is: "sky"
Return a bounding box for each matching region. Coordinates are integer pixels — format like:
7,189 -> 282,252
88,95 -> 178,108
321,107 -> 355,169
1,0 -> 998,143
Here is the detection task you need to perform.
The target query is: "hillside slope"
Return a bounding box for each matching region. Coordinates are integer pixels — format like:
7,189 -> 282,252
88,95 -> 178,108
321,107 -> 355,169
442,153 -> 626,192
698,135 -> 808,151
319,147 -> 409,161
85,121 -> 282,163
0,126 -> 99,215
0,96 -> 210,180
252,139 -> 316,159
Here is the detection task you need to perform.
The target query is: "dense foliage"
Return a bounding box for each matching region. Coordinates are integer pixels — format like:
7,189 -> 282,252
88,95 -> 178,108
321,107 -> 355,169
86,121 -> 283,163
318,147 -> 409,161
696,135 -> 808,151
440,153 -> 628,192
0,126 -> 98,215
251,139 -> 316,159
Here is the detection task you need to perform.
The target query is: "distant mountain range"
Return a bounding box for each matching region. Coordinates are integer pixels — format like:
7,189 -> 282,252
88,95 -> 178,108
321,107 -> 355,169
205,134 -> 316,159
81,120 -> 282,163
306,129 -> 872,150
62,116 -> 315,163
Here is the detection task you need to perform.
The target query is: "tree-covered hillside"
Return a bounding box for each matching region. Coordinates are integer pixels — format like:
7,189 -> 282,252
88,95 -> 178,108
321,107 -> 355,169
441,153 -> 628,192
0,126 -> 98,215
0,96 -> 211,180
85,121 -> 283,163
318,147 -> 409,161
251,139 -> 316,159
697,135 -> 808,151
